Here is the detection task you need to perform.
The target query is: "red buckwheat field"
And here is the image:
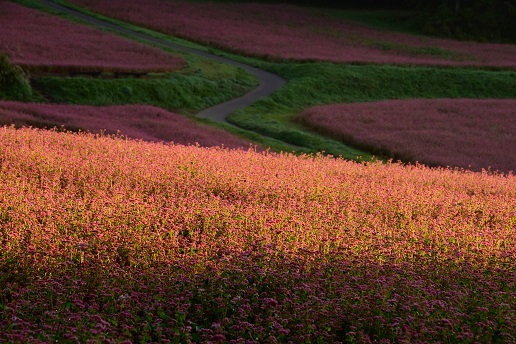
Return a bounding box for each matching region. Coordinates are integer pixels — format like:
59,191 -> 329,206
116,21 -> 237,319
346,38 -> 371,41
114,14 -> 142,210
0,1 -> 183,73
0,127 -> 514,343
70,0 -> 516,67
299,99 -> 516,174
0,101 -> 253,148
1,0 -> 515,342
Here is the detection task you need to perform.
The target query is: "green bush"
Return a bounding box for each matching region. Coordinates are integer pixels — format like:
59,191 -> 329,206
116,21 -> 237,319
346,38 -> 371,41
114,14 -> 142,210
415,0 -> 516,43
0,54 -> 32,101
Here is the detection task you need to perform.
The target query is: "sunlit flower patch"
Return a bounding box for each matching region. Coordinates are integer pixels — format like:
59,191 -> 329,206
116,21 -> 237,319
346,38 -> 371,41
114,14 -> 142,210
0,127 -> 514,342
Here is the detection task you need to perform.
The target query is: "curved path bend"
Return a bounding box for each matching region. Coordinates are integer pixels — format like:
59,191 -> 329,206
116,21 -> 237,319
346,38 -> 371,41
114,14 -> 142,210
41,0 -> 286,123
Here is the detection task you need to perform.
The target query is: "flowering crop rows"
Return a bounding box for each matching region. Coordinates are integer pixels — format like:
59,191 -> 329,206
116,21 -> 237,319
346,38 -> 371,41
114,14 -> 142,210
0,101 -> 253,149
0,127 -> 514,343
69,0 -> 516,68
299,99 -> 516,174
0,2 -> 183,73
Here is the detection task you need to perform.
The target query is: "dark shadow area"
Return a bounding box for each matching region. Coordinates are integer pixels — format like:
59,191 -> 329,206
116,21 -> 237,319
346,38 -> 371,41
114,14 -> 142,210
1,246 -> 513,343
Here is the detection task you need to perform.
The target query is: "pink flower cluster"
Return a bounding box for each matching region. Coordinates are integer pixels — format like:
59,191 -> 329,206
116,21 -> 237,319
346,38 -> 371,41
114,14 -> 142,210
299,99 -> 516,173
0,1 -> 184,73
69,0 -> 516,67
0,101 -> 253,148
0,127 -> 514,342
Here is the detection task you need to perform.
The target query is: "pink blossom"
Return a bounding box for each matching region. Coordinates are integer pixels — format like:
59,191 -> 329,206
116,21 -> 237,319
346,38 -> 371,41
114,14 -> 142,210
0,126 -> 513,342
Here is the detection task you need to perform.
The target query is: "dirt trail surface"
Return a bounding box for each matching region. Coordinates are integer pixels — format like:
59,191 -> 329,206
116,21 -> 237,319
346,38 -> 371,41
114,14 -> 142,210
39,0 -> 286,123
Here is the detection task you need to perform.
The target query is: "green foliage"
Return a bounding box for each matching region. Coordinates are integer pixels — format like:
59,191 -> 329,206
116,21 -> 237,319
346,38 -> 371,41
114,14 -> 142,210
35,76 -> 216,113
270,62 -> 516,103
414,0 -> 516,43
321,9 -> 422,35
367,41 -> 468,60
0,55 -> 32,101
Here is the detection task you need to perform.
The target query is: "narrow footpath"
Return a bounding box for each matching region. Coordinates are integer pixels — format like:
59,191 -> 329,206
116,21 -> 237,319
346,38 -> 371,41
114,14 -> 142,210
40,0 -> 286,123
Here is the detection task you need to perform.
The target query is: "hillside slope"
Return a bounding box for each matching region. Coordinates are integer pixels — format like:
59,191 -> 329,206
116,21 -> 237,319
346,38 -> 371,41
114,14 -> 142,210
1,127 -> 514,343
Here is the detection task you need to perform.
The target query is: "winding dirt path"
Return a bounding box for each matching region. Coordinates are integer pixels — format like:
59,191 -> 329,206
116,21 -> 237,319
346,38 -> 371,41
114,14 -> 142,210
40,0 -> 286,124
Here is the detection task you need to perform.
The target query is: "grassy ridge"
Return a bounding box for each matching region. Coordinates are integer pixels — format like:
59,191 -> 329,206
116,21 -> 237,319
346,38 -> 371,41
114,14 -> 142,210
34,54 -> 257,114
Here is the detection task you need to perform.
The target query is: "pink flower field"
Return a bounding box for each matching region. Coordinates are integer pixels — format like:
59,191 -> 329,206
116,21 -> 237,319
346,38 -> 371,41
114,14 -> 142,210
0,101 -> 253,148
0,1 -> 184,73
299,99 -> 516,174
69,0 -> 516,67
0,127 -> 514,343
